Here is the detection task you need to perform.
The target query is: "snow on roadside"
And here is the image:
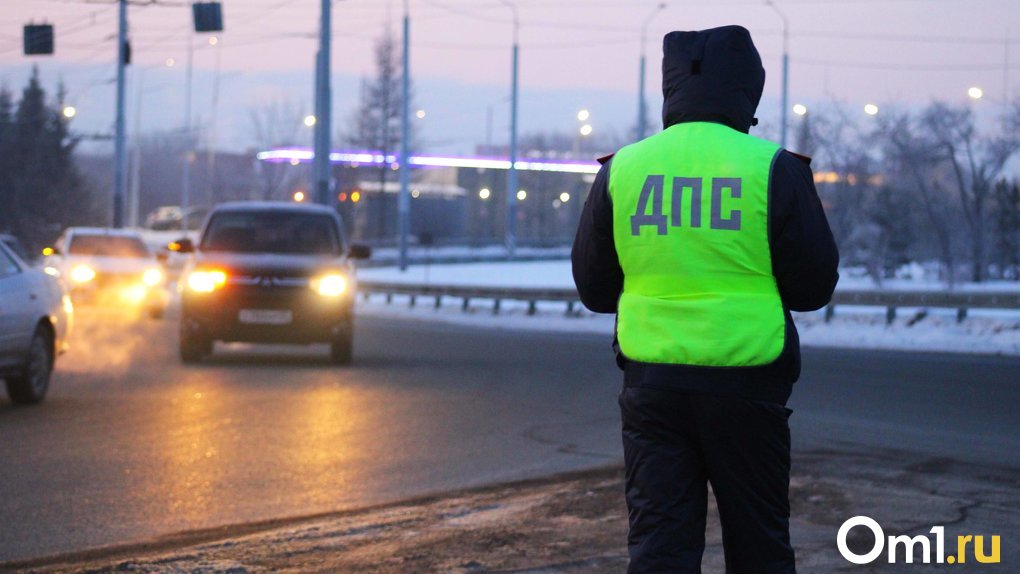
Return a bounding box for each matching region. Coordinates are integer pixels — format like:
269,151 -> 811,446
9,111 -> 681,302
792,308 -> 1020,355
358,260 -> 1020,293
359,260 -> 576,289
356,261 -> 1020,356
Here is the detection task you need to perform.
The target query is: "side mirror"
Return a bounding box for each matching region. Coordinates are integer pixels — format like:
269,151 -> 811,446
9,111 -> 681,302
169,238 -> 195,254
347,244 -> 372,260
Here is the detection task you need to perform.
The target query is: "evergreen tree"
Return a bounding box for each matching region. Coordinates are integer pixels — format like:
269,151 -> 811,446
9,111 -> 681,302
0,87 -> 15,235
995,179 -> 1020,279
1,67 -> 96,251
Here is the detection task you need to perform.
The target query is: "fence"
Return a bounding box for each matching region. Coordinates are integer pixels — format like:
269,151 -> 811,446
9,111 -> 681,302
358,281 -> 1020,324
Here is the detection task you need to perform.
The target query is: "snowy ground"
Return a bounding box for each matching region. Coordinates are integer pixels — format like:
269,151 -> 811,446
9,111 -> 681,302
367,245 -> 571,263
360,260 -> 576,289
357,261 -> 1020,356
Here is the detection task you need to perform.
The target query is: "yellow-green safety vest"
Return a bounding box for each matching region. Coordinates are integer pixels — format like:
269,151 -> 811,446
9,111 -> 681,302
609,121 -> 786,367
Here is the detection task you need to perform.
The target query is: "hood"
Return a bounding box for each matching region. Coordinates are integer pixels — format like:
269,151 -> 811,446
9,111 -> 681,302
661,25 -> 765,134
64,255 -> 158,274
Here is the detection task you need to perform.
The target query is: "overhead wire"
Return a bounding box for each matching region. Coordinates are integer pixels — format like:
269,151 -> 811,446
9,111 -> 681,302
3,0 -> 1015,144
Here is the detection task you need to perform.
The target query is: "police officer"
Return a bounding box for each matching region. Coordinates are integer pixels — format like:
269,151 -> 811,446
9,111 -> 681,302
572,26 -> 839,573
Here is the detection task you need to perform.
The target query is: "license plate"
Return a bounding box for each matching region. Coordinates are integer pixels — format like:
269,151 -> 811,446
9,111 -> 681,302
239,309 -> 293,325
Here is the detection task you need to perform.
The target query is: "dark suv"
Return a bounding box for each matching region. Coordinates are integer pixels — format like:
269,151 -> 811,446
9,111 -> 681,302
174,202 -> 370,364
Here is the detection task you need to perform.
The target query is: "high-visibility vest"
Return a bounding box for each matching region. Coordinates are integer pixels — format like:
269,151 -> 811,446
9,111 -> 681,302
609,121 -> 785,367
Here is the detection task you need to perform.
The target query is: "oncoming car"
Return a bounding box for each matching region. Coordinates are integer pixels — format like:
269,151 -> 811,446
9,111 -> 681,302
44,228 -> 169,319
0,239 -> 71,405
174,202 -> 370,364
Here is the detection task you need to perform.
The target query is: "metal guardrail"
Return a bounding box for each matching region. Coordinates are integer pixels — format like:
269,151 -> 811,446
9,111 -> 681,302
358,281 -> 1020,323
356,251 -> 570,269
358,281 -> 582,316
828,289 -> 1020,323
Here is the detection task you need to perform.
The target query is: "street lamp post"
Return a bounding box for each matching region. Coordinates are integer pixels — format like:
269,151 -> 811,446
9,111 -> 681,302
180,29 -> 194,232
313,0 -> 332,207
113,0 -> 128,228
398,0 -> 411,271
637,3 -> 665,141
765,0 -> 790,149
129,58 -> 178,229
498,0 -> 519,258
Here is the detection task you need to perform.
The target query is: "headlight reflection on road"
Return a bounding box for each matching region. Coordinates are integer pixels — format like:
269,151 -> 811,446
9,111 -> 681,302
150,382 -> 232,520
287,385 -> 370,504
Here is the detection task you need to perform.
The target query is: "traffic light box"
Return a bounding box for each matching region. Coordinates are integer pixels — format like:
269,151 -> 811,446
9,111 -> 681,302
192,3 -> 224,33
23,24 -> 54,55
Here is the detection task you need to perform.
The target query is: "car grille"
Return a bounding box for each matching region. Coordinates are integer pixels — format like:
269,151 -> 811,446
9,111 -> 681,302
228,274 -> 310,287
227,274 -> 311,292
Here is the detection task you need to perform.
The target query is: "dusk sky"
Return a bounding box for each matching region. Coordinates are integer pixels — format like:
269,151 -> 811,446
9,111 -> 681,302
2,0 -> 1018,154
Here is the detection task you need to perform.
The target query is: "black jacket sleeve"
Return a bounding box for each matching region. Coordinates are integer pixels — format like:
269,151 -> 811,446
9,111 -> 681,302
572,160 -> 623,313
769,151 -> 840,312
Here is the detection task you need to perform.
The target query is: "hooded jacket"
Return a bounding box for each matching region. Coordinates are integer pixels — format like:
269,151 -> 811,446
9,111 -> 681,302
571,26 -> 839,404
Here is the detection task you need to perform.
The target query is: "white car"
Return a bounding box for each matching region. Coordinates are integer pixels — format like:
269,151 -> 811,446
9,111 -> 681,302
44,227 -> 170,319
0,240 -> 72,404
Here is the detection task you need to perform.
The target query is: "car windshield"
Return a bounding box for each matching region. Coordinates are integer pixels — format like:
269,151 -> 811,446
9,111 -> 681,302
69,234 -> 150,258
201,211 -> 342,255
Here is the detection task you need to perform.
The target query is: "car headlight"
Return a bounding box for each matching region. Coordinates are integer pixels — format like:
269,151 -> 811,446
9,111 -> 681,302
142,267 -> 164,287
187,269 -> 227,293
70,264 -> 96,284
313,273 -> 347,297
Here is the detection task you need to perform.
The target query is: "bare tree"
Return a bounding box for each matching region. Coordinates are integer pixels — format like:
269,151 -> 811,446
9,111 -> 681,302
879,111 -> 962,285
918,101 -> 1020,282
808,105 -> 888,283
248,99 -> 304,201
345,28 -> 414,240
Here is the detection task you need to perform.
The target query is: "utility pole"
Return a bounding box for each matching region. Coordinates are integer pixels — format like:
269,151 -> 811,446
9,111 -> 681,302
398,0 -> 411,271
313,0 -> 332,206
207,40 -> 222,204
766,0 -> 790,149
180,30 -> 194,231
179,2 -> 224,228
113,0 -> 128,228
637,3 -> 665,141
129,66 -> 148,229
499,0 -> 519,258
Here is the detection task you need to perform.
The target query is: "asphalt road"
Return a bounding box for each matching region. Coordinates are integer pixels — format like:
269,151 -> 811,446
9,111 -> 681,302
0,307 -> 1017,563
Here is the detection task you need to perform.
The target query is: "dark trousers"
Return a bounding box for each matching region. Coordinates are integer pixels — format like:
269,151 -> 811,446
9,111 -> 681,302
619,387 -> 795,574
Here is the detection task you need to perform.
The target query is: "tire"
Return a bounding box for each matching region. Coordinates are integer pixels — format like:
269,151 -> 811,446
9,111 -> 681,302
179,331 -> 212,364
6,327 -> 54,405
330,332 -> 353,365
